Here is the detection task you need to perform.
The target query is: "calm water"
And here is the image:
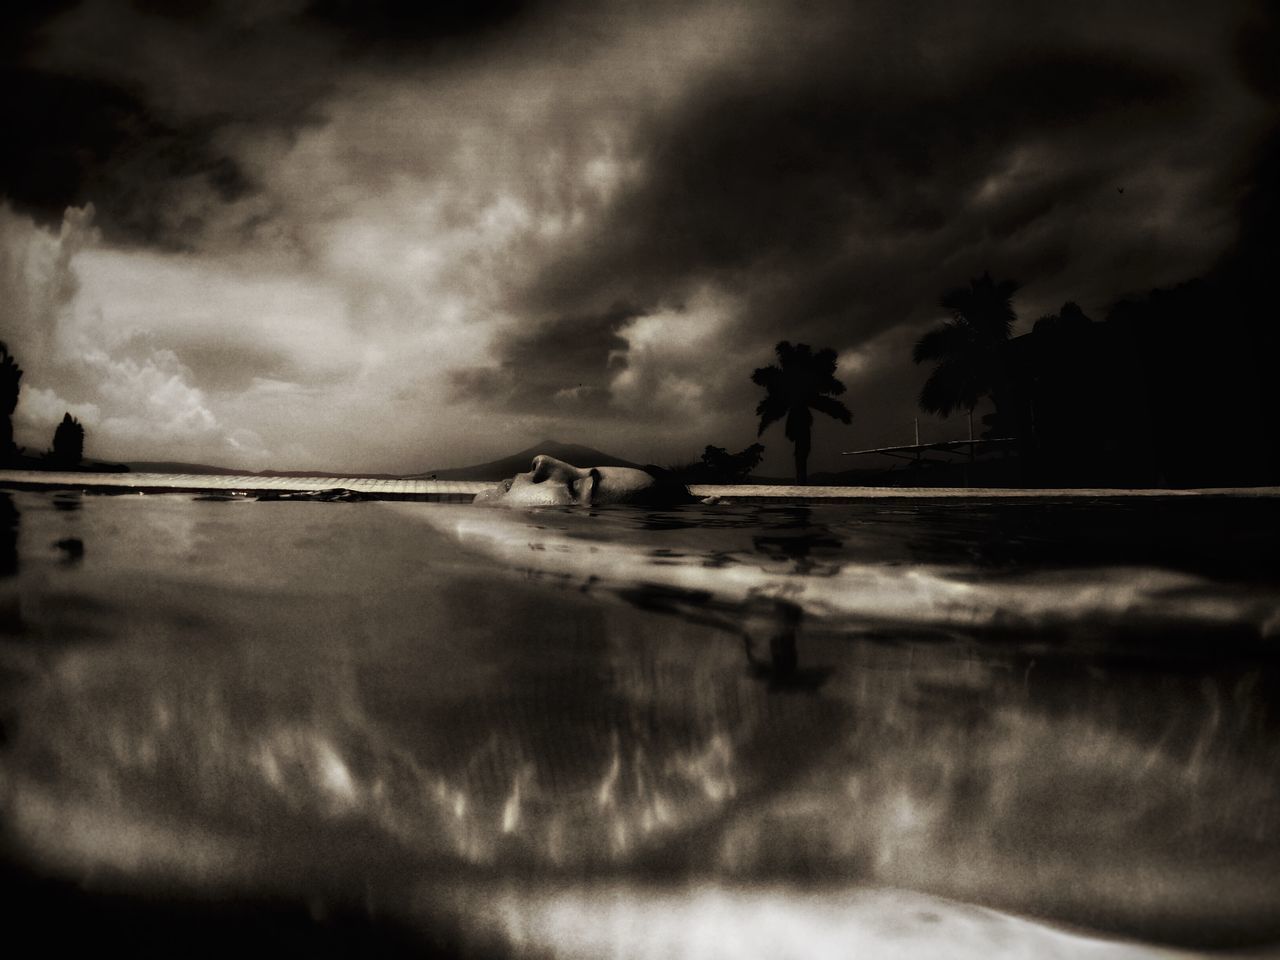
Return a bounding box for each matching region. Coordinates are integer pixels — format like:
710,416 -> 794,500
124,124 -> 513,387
1,490 -> 1279,958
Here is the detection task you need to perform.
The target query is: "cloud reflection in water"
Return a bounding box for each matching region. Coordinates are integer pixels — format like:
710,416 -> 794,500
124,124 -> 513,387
0,492 -> 1278,954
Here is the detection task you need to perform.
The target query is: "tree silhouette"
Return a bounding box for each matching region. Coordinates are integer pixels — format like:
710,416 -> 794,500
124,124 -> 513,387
51,413 -> 84,468
699,443 -> 765,483
1,342 -> 21,463
912,272 -> 1019,436
752,341 -> 851,483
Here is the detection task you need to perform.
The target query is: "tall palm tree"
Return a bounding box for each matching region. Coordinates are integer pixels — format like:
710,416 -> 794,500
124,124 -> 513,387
912,272 -> 1019,437
752,341 -> 852,484
0,342 -> 22,463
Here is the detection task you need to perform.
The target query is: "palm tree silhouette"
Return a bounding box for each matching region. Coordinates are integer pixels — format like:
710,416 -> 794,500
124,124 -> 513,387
1,342 -> 22,463
912,272 -> 1019,438
752,341 -> 851,484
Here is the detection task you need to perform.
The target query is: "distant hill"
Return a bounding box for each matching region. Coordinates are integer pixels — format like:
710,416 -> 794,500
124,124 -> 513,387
3,454 -> 131,473
254,469 -> 404,480
121,461 -> 402,479
412,440 -> 642,481
122,461 -> 245,475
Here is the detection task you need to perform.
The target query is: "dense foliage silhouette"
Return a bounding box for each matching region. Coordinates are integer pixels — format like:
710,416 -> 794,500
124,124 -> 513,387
927,269 -> 1278,487
50,412 -> 84,468
912,272 -> 1019,440
0,342 -> 21,464
673,443 -> 766,484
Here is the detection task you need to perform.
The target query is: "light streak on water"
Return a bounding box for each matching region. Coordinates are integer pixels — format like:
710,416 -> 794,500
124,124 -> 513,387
1,490 -> 1279,955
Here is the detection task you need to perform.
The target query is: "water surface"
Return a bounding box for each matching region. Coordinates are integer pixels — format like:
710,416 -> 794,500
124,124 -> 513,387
1,490 -> 1278,957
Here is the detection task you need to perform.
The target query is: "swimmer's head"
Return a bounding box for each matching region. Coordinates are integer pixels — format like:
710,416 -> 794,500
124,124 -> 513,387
473,455 -> 694,507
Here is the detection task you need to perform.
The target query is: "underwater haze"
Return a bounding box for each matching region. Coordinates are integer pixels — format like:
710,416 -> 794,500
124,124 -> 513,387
1,490 -> 1279,958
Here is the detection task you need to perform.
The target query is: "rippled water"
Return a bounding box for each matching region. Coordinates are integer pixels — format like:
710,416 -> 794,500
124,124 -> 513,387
1,490 -> 1278,958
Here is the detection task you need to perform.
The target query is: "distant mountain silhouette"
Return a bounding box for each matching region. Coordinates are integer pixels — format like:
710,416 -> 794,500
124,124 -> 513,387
254,469 -> 404,480
121,460 -> 248,475
118,461 -> 402,479
4,453 -> 130,473
412,439 -> 641,481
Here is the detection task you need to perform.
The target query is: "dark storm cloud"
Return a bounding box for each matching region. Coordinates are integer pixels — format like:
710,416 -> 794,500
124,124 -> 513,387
1225,4 -> 1280,275
145,338 -> 292,394
302,0 -> 535,50
0,4 -> 160,227
451,303 -> 637,413
0,1 -> 78,61
1,0 -> 553,246
1,2 -> 287,244
1,67 -> 145,223
521,37 -> 1196,329
447,0 -> 1268,471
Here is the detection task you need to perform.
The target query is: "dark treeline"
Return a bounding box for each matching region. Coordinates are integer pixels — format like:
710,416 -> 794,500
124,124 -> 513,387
1,342 -> 20,462
1001,276 -> 1276,487
916,90 -> 1280,488
672,443 -> 767,484
0,341 -> 94,471
909,265 -> 1279,488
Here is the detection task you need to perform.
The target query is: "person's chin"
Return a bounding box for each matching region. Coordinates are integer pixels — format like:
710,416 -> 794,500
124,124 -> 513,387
472,484 -> 509,504
477,489 -> 574,508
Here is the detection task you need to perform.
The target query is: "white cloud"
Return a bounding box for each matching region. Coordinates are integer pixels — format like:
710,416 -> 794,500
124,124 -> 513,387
223,427 -> 272,470
69,248 -> 359,383
89,348 -> 217,438
0,204 -> 226,463
609,289 -> 738,419
0,202 -> 98,367
12,387 -> 101,455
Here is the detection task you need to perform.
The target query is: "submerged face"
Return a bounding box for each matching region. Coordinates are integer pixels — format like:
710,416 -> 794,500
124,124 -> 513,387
474,455 -> 671,507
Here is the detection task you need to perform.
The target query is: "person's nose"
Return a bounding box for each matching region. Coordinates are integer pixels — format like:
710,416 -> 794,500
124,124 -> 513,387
529,455 -> 582,484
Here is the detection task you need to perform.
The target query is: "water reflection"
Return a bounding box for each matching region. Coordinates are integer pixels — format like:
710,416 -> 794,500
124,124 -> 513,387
54,538 -> 83,565
3,581 -> 833,877
52,492 -> 82,513
741,601 -> 832,692
441,502 -> 1280,649
750,506 -> 845,577
0,492 -> 1278,955
0,494 -> 21,650
0,492 -> 17,578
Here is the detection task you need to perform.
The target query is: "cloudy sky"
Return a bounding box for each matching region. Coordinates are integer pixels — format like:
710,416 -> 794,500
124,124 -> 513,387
2,0 -> 1275,475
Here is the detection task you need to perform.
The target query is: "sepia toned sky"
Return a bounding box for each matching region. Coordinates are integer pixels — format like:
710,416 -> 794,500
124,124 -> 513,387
1,0 -> 1275,474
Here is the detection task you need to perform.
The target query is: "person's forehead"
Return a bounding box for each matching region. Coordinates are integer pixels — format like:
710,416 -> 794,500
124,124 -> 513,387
594,466 -> 652,484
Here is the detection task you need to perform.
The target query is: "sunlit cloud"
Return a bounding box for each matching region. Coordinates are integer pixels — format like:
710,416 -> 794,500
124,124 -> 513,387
609,290 -> 738,420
